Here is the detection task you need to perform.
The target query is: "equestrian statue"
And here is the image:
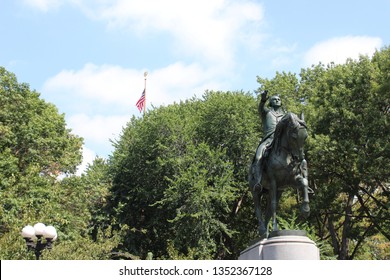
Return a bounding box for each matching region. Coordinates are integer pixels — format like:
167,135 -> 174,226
248,90 -> 311,238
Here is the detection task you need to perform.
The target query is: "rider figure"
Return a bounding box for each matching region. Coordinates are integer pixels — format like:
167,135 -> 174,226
253,91 -> 285,191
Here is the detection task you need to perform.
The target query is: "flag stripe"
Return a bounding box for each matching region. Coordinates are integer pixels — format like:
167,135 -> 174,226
136,89 -> 145,112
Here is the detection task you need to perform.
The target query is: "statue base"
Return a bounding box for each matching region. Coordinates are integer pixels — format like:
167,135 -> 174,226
238,230 -> 320,260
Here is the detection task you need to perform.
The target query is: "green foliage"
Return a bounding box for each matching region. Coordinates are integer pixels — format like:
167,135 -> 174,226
1,47 -> 389,260
0,67 -> 82,175
298,47 -> 390,259
155,143 -> 236,259
0,67 -> 118,259
107,48 -> 389,259
353,234 -> 390,260
40,226 -> 122,260
107,91 -> 259,259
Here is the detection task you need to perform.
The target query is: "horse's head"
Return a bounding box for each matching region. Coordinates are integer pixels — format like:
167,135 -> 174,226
283,113 -> 308,162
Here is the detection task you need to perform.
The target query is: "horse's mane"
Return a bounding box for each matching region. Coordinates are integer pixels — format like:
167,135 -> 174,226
272,112 -> 306,152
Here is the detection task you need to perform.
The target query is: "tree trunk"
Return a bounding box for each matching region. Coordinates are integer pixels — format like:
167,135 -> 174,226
339,192 -> 354,260
328,213 -> 340,256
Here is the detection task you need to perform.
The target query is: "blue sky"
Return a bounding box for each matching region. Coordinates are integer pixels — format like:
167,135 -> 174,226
1,0 -> 389,173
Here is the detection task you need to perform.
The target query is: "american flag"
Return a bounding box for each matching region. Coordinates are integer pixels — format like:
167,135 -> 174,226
136,89 -> 145,112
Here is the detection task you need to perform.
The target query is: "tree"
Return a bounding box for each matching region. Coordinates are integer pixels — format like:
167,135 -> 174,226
2,47 -> 387,260
252,49 -> 389,259
299,48 -> 390,259
0,67 -> 86,259
39,159 -> 121,260
107,91 -> 261,259
0,68 -> 82,176
88,47 -> 390,259
155,142 -> 236,259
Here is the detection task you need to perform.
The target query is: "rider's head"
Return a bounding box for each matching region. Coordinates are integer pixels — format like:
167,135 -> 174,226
269,95 -> 282,109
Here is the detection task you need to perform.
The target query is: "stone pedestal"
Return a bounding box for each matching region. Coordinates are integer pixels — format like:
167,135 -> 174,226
239,230 -> 320,260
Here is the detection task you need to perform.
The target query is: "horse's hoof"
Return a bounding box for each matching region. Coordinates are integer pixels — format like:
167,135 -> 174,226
258,230 -> 268,239
259,232 -> 268,240
258,225 -> 267,236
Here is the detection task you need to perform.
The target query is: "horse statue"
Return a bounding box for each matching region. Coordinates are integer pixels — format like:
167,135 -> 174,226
248,112 -> 311,237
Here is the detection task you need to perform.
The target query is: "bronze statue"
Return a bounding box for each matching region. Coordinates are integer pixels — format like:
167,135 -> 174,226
249,92 -> 311,237
252,91 -> 285,191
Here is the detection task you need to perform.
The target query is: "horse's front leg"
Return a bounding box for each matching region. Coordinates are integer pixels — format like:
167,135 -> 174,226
296,160 -> 310,217
268,174 -> 278,232
299,177 -> 310,216
264,188 -> 281,235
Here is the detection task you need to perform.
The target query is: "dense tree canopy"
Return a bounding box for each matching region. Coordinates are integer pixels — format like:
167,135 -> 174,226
0,68 -> 117,259
300,51 -> 390,259
1,46 -> 389,260
107,92 -> 260,259
255,49 -> 389,259
107,47 -> 389,260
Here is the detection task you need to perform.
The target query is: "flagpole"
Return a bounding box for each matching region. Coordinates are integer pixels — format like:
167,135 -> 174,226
143,71 -> 148,116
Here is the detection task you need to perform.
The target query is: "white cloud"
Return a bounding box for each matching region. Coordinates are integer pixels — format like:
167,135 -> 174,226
147,62 -> 227,106
43,62 -> 227,110
304,36 -> 383,66
67,113 -> 129,147
270,43 -> 298,69
74,0 -> 264,66
43,63 -> 144,108
22,0 -> 62,12
25,0 -> 265,63
76,146 -> 96,175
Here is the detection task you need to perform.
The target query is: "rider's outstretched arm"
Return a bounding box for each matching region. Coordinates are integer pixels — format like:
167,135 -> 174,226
259,90 -> 269,117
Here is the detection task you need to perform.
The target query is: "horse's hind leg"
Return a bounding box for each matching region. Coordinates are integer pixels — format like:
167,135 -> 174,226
253,191 -> 266,237
268,176 -> 279,232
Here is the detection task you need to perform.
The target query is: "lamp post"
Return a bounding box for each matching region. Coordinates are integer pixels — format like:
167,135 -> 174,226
21,223 -> 57,260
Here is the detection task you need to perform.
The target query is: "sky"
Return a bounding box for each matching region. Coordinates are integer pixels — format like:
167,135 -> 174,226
1,0 -> 389,174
